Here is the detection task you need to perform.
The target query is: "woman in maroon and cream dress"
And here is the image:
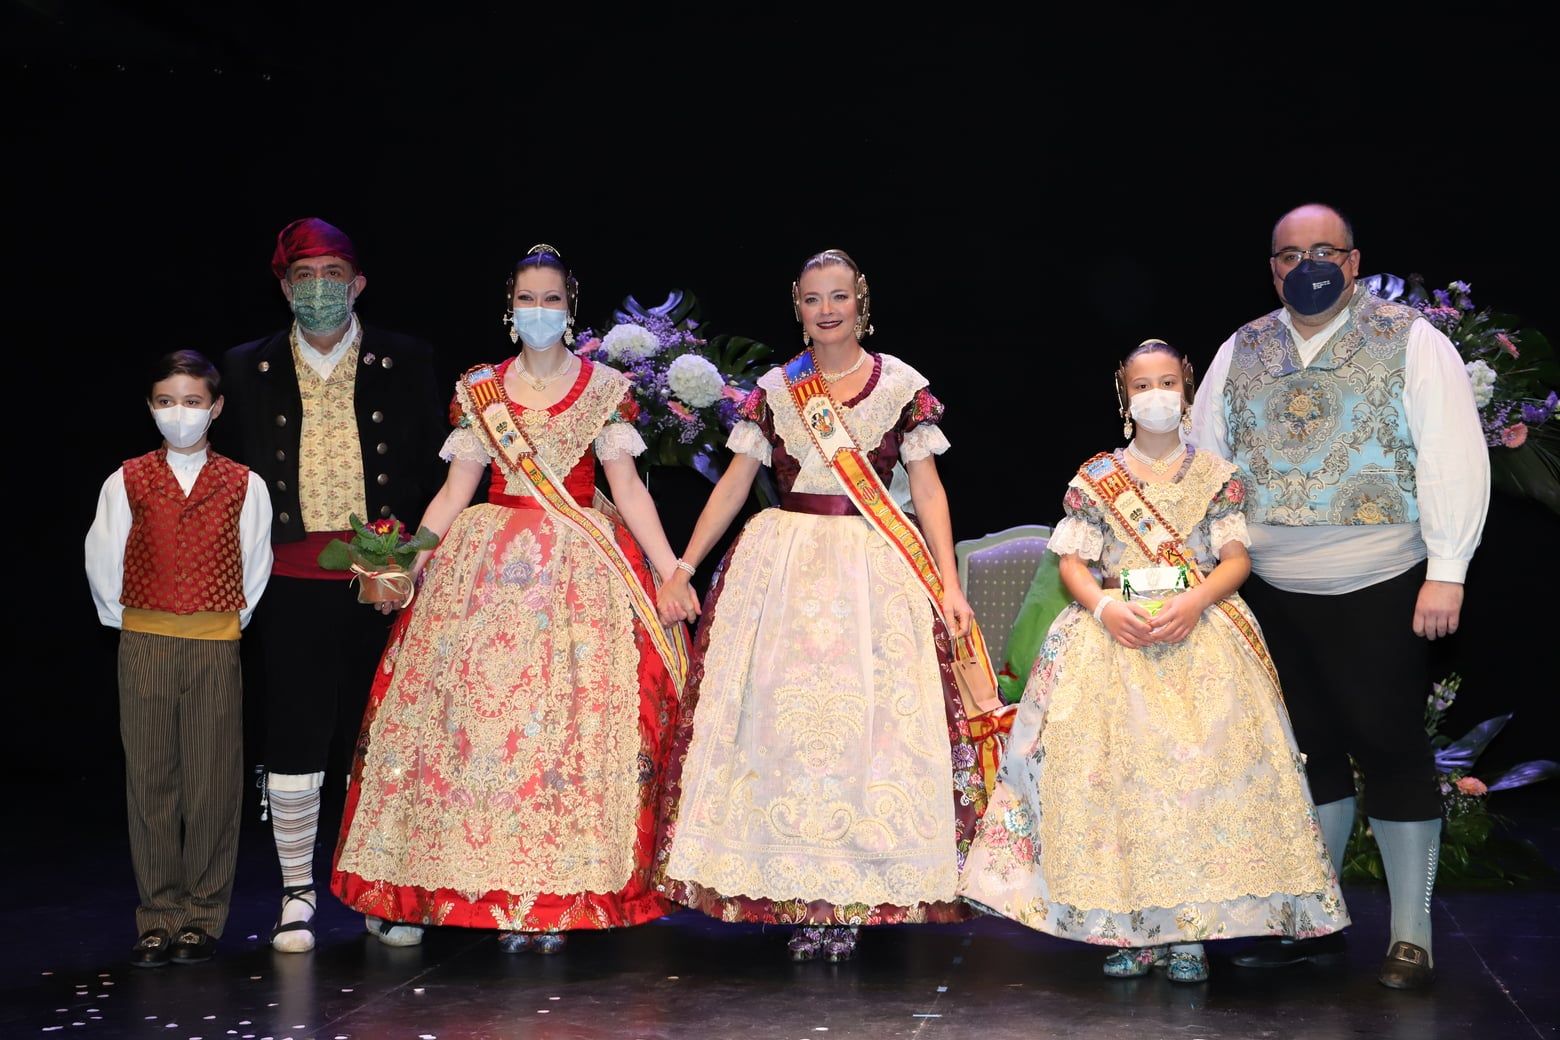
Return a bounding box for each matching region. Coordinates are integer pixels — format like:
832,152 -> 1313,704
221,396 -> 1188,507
653,249 -> 989,962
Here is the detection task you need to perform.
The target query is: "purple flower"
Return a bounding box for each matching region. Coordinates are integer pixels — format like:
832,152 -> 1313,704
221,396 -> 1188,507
1521,402 -> 1553,425
1433,289 -> 1453,308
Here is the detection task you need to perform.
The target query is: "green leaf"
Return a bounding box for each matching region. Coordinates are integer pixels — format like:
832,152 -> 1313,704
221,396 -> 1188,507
316,538 -> 355,571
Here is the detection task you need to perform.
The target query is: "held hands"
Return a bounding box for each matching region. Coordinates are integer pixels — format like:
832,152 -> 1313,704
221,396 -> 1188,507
656,570 -> 701,626
1098,597 -> 1156,649
1413,580 -> 1464,640
1144,591 -> 1206,645
942,588 -> 974,639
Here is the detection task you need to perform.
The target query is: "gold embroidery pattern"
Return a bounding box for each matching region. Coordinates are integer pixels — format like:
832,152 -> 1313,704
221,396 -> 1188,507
293,334 -> 367,531
958,452 -> 1348,944
493,363 -> 632,495
335,375 -> 645,898
665,508 -> 961,908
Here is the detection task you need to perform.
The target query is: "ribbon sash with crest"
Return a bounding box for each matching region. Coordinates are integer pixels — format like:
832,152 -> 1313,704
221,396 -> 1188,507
459,365 -> 688,693
779,350 -> 1001,717
1074,452 -> 1282,694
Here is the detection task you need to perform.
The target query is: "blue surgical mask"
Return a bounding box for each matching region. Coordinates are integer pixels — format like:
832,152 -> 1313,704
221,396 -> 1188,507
511,306 -> 569,350
1282,260 -> 1348,317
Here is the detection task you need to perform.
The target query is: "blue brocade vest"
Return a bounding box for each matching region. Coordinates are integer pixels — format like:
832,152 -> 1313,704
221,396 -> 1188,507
1222,290 -> 1421,527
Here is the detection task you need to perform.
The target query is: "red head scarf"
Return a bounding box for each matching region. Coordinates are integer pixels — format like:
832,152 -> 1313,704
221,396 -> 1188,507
270,217 -> 361,279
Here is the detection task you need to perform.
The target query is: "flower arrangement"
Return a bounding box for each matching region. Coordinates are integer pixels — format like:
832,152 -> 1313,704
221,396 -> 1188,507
575,290 -> 775,485
1363,274 -> 1560,516
317,513 -> 439,604
1343,673 -> 1558,886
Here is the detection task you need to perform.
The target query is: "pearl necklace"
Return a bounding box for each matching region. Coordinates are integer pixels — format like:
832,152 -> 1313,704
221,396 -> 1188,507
1126,439 -> 1186,475
514,354 -> 574,392
820,350 -> 868,382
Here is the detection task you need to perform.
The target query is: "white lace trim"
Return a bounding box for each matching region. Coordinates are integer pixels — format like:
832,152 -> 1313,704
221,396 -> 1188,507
901,423 -> 950,463
1210,512 -> 1251,555
440,426 -> 494,464
593,421 -> 648,462
725,420 -> 772,465
1047,515 -> 1105,561
757,354 -> 931,494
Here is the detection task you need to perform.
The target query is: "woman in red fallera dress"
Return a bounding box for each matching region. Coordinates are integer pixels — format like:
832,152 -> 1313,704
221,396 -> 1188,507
332,246 -> 687,953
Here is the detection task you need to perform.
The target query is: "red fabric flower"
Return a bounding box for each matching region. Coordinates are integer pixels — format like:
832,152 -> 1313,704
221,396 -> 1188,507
1501,422 -> 1529,448
1224,479 -> 1246,504
737,387 -> 768,423
617,393 -> 641,423
448,393 -> 465,428
908,388 -> 945,426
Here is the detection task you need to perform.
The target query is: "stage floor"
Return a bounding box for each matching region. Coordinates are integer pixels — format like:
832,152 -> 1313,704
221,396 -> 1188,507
5,777 -> 1556,1040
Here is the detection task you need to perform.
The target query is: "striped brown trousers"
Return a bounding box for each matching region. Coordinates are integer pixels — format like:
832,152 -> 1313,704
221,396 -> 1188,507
118,630 -> 243,936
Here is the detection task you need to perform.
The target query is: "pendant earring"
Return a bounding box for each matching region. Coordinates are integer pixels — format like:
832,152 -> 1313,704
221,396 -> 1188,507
564,316 -> 575,347
1122,414 -> 1134,439
503,311 -> 518,345
802,330 -> 812,347
1181,412 -> 1192,437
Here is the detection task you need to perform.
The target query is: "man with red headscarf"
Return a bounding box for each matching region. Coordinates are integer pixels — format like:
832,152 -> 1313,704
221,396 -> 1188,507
220,218 -> 447,952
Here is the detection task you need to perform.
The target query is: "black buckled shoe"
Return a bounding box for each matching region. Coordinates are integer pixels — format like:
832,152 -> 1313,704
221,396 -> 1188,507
1230,931 -> 1347,968
1377,941 -> 1434,990
169,926 -> 217,964
130,928 -> 173,968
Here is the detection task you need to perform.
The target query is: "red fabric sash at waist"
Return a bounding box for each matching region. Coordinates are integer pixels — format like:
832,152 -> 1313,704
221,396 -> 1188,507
490,489 -> 594,509
273,530 -> 353,580
779,492 -> 859,516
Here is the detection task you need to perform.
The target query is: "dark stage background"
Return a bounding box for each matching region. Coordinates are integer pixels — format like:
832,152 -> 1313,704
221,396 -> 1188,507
9,7 -> 1558,783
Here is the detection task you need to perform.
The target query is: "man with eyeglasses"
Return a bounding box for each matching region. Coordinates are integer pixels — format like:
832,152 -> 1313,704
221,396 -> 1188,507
1189,202 -> 1489,990
219,218 -> 447,953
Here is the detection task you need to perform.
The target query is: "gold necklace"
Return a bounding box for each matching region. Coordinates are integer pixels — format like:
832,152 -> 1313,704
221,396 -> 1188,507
514,354 -> 573,392
820,350 -> 868,381
1126,439 -> 1186,476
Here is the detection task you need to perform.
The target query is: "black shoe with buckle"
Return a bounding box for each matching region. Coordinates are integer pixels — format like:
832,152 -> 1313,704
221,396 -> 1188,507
1377,940 -> 1434,990
1230,931 -> 1347,969
130,928 -> 173,968
169,926 -> 217,964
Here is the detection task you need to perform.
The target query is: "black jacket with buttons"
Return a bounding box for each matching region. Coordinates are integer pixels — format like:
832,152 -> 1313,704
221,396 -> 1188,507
219,324 -> 448,544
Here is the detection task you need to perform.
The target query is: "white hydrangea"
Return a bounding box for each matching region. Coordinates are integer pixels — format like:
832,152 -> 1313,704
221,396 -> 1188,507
1465,359 -> 1496,408
601,323 -> 662,363
666,353 -> 725,408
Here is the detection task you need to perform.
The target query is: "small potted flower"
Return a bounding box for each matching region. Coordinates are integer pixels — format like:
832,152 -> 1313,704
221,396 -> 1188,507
316,514 -> 439,607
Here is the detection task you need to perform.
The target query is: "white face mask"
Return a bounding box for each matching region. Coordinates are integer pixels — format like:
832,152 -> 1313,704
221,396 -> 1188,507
151,404 -> 213,449
511,306 -> 569,351
1129,388 -> 1184,434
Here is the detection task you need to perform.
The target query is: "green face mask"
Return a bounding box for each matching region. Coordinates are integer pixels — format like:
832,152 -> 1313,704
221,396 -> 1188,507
289,277 -> 353,332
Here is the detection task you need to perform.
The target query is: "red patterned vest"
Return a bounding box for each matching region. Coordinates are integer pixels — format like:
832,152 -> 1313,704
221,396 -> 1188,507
121,449 -> 250,614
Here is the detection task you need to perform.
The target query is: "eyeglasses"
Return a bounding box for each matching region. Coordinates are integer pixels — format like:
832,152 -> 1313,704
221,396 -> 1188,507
1270,244 -> 1354,267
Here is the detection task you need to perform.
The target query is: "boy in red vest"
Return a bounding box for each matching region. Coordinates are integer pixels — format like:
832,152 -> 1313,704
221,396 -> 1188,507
85,350 -> 273,967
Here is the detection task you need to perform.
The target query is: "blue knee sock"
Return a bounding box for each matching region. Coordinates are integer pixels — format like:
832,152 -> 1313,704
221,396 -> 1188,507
1315,796 -> 1356,879
1369,817 -> 1440,962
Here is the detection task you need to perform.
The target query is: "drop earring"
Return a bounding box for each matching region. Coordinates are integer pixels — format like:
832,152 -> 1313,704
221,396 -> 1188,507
564,315 -> 575,347
503,311 -> 518,345
802,330 -> 812,347
1122,414 -> 1134,439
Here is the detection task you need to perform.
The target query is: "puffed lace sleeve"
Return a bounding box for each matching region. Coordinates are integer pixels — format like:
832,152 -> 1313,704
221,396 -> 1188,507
898,387 -> 950,462
1205,475 -> 1251,557
725,387 -> 773,465
1047,484 -> 1108,561
594,388 -> 649,462
440,390 -> 493,463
